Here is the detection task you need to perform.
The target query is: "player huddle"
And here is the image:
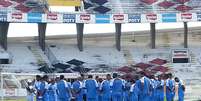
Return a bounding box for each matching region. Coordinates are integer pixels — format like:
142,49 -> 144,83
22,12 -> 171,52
26,73 -> 185,101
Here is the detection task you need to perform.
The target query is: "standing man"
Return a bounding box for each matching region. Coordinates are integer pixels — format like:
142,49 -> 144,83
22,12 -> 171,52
41,75 -> 49,101
34,75 -> 42,101
130,79 -> 139,101
83,75 -> 98,101
174,77 -> 185,101
110,73 -> 125,101
167,73 -> 175,101
100,74 -> 112,101
57,75 -> 71,101
72,77 -> 83,101
137,72 -> 152,101
48,78 -> 57,101
26,80 -> 35,101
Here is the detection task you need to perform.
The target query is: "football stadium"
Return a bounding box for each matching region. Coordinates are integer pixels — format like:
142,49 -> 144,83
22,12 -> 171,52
0,0 -> 201,101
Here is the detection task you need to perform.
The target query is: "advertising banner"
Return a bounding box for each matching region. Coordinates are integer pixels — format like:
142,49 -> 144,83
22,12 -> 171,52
95,14 -> 110,23
197,12 -> 201,21
128,14 -> 141,23
111,14 -> 128,23
63,14 -> 76,23
7,12 -> 27,22
142,13 -> 161,23
27,13 -> 43,23
0,12 -> 7,22
177,13 -> 197,22
76,14 -> 95,23
162,13 -> 177,23
45,13 -> 63,23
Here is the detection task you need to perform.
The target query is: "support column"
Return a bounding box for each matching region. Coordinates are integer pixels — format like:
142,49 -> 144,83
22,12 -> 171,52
150,23 -> 156,49
184,22 -> 188,48
38,23 -> 47,51
0,22 -> 9,50
115,23 -> 122,51
76,23 -> 84,51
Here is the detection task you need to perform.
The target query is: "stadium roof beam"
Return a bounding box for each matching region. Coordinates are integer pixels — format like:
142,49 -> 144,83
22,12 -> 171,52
115,23 -> 122,51
76,23 -> 84,51
150,23 -> 156,49
0,22 -> 9,50
184,22 -> 188,48
38,23 -> 47,51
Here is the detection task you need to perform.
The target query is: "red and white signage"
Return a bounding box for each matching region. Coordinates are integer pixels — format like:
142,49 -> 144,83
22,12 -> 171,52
45,13 -> 63,23
181,13 -> 192,20
142,13 -> 161,23
80,14 -> 90,21
7,12 -> 27,22
111,14 -> 128,23
76,14 -> 95,23
177,13 -> 197,22
172,49 -> 189,58
146,14 -> 157,20
12,13 -> 23,19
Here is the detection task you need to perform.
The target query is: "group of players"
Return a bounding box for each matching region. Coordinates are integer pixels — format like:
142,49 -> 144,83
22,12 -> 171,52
26,73 -> 185,101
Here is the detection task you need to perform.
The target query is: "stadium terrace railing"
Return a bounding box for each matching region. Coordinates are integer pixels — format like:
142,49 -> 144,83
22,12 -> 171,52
0,11 -> 201,23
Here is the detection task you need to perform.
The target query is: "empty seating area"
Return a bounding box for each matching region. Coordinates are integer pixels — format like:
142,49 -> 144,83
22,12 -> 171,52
0,0 -> 47,13
49,44 -> 127,67
0,43 -> 49,73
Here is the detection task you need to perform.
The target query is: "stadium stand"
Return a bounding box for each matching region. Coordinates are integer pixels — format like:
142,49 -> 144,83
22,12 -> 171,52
0,0 -> 47,13
49,44 -> 127,67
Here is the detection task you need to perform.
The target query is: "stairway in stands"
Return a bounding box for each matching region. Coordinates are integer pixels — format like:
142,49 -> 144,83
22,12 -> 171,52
28,46 -> 50,66
122,48 -> 134,65
190,53 -> 197,65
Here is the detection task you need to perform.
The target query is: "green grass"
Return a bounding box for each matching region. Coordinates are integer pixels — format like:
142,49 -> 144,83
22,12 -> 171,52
4,98 -> 26,101
3,97 -> 35,101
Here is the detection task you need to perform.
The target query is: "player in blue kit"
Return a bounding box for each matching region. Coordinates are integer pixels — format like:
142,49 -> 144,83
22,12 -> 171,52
57,75 -> 71,101
123,77 -> 131,101
83,75 -> 99,101
110,73 -> 125,101
166,73 -> 175,101
137,73 -> 152,101
34,75 -> 42,101
48,79 -> 57,101
72,77 -> 83,101
130,79 -> 139,101
100,74 -> 112,101
40,75 -> 49,101
174,77 -> 185,101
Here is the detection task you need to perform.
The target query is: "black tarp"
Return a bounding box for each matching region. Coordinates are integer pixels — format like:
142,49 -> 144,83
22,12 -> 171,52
52,63 -> 71,70
67,59 -> 85,66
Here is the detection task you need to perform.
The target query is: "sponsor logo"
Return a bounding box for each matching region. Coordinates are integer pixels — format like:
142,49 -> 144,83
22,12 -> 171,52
95,14 -> 110,23
197,12 -> 201,21
128,14 -> 141,23
146,13 -> 157,21
47,13 -> 58,20
162,13 -> 176,22
113,14 -> 124,21
27,13 -> 42,22
63,14 -> 75,23
0,12 -> 7,21
181,13 -> 192,20
80,14 -> 90,21
11,13 -> 23,19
